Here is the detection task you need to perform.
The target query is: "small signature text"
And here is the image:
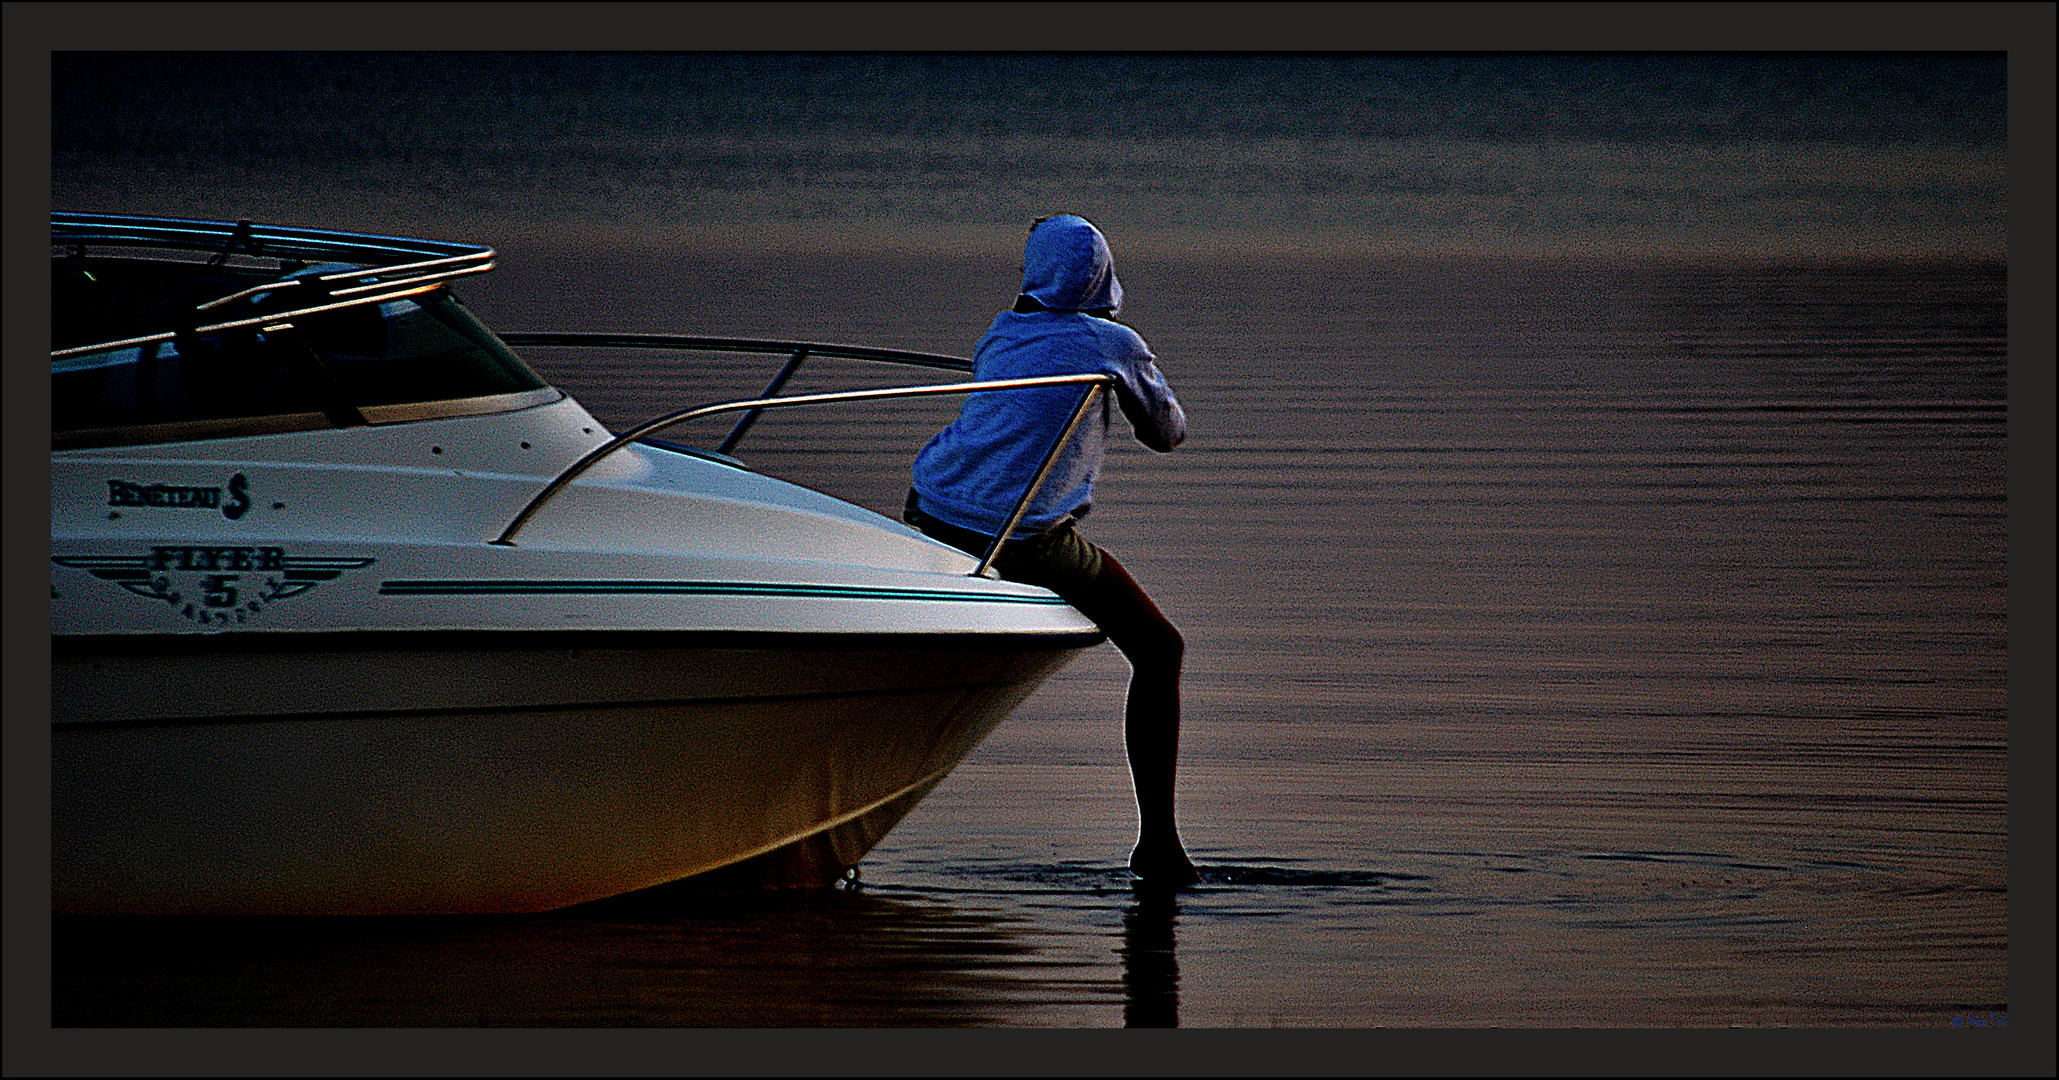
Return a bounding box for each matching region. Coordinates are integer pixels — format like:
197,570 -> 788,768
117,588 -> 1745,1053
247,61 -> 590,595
107,473 -> 251,520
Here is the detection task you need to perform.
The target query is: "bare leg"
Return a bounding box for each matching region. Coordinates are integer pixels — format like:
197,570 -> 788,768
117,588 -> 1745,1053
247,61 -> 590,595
1065,553 -> 1201,886
902,504 -> 1201,885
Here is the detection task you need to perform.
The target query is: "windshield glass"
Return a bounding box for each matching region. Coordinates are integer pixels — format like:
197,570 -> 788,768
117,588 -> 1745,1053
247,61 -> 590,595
286,292 -> 545,407
53,257 -> 548,442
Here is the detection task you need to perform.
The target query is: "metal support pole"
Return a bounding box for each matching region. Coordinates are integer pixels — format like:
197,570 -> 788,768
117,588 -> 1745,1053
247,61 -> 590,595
717,347 -> 809,455
972,383 -> 1104,579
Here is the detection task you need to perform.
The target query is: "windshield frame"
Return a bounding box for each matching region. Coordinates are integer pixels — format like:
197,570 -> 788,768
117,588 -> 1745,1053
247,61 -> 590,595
52,214 -> 561,451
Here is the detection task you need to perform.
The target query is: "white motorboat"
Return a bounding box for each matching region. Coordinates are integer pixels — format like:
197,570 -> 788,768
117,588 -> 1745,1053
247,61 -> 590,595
50,212 -> 1111,915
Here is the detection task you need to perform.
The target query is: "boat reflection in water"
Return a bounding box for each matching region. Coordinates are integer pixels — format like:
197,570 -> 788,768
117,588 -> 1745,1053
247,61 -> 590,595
52,892 -> 1065,1026
55,880 -> 1195,1026
50,213 -> 1112,916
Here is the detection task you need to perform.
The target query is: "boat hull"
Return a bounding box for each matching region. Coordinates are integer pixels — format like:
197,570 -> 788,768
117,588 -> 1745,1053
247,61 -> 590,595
53,631 -> 1094,915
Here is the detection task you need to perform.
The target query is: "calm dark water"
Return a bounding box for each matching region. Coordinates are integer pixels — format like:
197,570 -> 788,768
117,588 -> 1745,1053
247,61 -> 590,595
51,52 -> 2005,259
54,252 -> 2007,1027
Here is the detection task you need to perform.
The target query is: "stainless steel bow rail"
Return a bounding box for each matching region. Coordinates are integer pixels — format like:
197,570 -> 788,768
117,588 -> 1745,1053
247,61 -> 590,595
490,372 -> 1113,578
51,212 -> 497,360
499,333 -> 975,455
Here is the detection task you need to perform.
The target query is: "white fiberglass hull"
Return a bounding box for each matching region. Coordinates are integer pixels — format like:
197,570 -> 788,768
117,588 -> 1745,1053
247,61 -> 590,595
52,395 -> 1105,915
53,631 -> 1092,915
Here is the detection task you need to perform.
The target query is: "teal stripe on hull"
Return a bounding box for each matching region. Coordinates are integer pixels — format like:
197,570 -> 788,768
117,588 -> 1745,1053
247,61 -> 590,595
379,580 -> 1070,605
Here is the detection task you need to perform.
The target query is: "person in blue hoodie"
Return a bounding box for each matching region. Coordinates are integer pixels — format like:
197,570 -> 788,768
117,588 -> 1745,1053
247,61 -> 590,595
907,214 -> 1201,886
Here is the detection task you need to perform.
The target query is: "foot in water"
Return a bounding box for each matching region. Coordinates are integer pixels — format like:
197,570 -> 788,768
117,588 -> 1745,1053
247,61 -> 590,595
1129,838 -> 1204,887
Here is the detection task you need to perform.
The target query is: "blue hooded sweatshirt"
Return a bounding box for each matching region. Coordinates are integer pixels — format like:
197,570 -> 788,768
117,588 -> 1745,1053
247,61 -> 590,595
911,215 -> 1186,536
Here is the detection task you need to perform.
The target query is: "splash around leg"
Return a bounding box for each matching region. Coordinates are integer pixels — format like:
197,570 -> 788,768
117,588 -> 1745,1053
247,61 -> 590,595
1129,834 -> 1204,887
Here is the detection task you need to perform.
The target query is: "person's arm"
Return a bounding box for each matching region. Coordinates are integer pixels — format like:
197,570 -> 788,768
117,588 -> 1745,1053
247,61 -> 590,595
1114,352 -> 1186,453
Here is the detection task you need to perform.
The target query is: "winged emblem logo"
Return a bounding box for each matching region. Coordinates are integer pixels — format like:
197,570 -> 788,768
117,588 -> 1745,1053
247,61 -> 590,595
52,546 -> 375,626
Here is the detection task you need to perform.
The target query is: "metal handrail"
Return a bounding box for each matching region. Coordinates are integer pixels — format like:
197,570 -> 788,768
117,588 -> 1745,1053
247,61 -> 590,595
52,211 -> 498,360
491,373 -> 1113,578
497,333 -> 974,373
54,211 -> 493,266
50,269 -> 494,360
191,256 -> 498,313
498,332 -> 978,457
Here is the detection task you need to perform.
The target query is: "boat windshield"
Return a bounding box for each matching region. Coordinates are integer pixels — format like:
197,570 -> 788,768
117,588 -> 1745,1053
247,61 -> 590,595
53,256 -> 549,448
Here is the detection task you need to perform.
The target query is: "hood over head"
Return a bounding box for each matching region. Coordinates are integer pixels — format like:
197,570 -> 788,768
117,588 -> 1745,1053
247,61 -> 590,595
1019,214 -> 1123,314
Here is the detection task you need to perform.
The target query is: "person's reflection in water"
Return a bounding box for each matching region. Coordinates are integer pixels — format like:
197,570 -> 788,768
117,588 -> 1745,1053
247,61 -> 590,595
1119,884 -> 1181,1027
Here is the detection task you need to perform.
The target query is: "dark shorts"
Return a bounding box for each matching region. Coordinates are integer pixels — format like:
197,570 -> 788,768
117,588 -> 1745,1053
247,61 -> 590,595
903,493 -> 1104,595
904,490 -> 1181,675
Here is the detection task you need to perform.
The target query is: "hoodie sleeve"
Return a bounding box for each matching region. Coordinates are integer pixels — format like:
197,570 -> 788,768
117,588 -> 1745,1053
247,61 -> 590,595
1105,324 -> 1186,453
